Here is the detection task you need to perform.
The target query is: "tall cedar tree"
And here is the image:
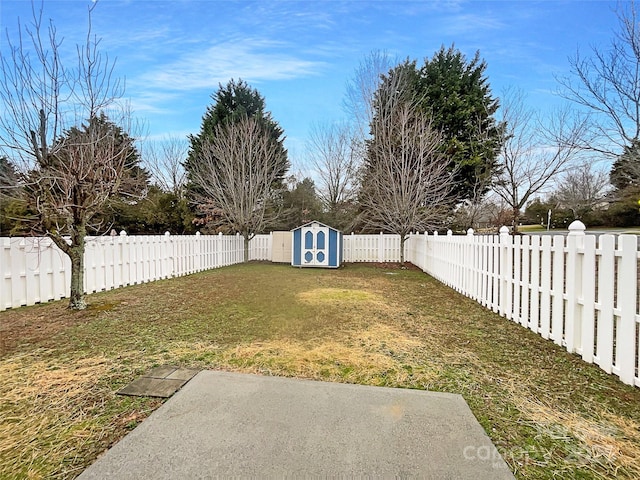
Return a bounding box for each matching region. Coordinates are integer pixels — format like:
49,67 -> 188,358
185,79 -> 289,198
0,156 -> 26,235
609,140 -> 640,226
390,46 -> 502,201
610,140 -> 640,192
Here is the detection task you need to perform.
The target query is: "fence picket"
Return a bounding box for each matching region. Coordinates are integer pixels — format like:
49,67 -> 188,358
513,236 -> 522,324
550,235 -> 565,346
529,235 -> 540,334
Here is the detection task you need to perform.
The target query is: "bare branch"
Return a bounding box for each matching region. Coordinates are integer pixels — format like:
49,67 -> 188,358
307,122 -> 358,213
189,116 -> 284,259
556,1 -> 640,155
493,87 -> 587,231
358,70 -> 455,261
553,162 -> 611,218
0,1 -> 134,309
142,136 -> 187,196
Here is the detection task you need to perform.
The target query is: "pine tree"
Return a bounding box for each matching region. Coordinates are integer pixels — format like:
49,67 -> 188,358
418,45 -> 502,201
185,79 -> 288,192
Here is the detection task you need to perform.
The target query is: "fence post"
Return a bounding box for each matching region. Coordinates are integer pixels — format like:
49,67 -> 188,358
465,228 -> 474,296
617,234 -> 638,385
0,238 -> 7,311
119,230 -> 129,286
551,234 -> 565,346
580,232 -> 596,364
519,234 -> 530,327
195,231 -> 202,272
163,232 -> 171,278
431,231 -> 438,279
499,226 -> 510,317
423,231 -> 429,272
565,220 -> 585,354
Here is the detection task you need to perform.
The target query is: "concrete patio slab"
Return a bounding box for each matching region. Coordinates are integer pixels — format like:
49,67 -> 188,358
81,370 -> 515,479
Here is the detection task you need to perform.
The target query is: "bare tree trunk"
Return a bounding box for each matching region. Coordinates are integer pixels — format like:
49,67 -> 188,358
511,208 -> 520,234
68,228 -> 87,310
244,235 -> 250,263
48,221 -> 87,309
399,234 -> 406,265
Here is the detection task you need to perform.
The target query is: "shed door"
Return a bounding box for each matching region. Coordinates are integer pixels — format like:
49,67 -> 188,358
302,223 -> 329,266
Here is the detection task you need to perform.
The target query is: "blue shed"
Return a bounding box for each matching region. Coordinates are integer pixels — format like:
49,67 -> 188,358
292,221 -> 342,268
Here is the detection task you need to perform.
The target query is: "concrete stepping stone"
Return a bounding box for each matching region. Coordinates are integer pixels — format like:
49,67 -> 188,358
117,366 -> 200,398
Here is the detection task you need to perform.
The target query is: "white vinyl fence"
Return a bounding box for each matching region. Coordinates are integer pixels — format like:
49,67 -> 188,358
0,232 -> 271,312
3,226 -> 639,388
343,233 -> 402,262
406,222 -> 640,388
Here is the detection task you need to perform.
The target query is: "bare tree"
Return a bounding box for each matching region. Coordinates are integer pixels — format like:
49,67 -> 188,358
359,72 -> 455,263
142,136 -> 188,196
554,162 -> 610,218
343,50 -> 398,171
493,88 -> 588,233
557,1 -> 640,156
0,2 -> 134,309
189,116 -> 284,262
307,122 -> 358,227
343,50 -> 396,137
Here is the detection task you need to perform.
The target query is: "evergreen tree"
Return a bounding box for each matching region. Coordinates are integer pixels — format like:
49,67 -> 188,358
277,176 -> 323,230
61,113 -> 150,232
185,79 -> 289,193
373,47 -> 502,201
610,140 -> 640,192
0,156 -> 28,235
419,46 -> 502,200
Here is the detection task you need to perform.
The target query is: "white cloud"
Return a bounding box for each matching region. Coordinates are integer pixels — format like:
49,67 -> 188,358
439,13 -> 506,36
134,38 -> 326,92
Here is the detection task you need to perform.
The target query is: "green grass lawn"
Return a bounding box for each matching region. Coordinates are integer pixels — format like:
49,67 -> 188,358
1,262 -> 639,479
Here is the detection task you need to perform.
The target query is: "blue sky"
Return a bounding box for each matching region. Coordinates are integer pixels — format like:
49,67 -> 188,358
0,0 -> 621,170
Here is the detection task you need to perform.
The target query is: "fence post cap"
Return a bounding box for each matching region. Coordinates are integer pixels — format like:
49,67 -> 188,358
447,229 -> 453,236
434,231 -> 438,236
196,231 -> 201,236
119,230 -> 127,236
568,220 -> 586,236
499,226 -> 510,235
466,228 -> 474,236
164,231 -> 171,236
